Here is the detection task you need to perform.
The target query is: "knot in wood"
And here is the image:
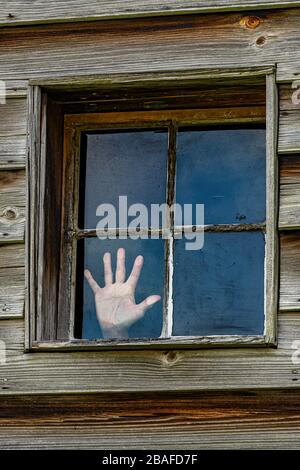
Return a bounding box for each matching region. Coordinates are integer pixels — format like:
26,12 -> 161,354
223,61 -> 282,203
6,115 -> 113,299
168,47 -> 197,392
163,350 -> 179,365
3,207 -> 17,220
256,36 -> 266,46
240,16 -> 262,29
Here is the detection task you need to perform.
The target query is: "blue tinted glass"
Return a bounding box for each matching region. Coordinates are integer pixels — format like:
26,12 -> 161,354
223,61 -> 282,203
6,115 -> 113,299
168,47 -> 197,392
81,238 -> 165,339
173,232 -> 265,336
176,127 -> 266,225
83,130 -> 168,228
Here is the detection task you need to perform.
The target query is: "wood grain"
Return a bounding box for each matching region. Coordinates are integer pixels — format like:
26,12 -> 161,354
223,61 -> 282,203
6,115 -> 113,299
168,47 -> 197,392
1,420 -> 300,449
39,97 -> 64,342
280,83 -> 300,111
1,388 -> 300,424
0,99 -> 27,136
52,83 -> 267,109
0,10 -> 300,83
0,313 -> 299,395
0,170 -> 25,242
0,389 -> 300,449
0,137 -> 27,170
26,85 -> 41,347
279,155 -> 300,229
0,243 -> 24,268
0,267 -> 24,318
265,72 -> 278,344
0,1 -> 299,28
0,98 -> 27,170
0,244 -> 24,319
280,231 -> 300,311
279,85 -> 300,154
2,80 -> 27,99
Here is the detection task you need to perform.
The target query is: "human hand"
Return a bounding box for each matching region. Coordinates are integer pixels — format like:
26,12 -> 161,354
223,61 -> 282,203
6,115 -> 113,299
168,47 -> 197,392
84,248 -> 161,339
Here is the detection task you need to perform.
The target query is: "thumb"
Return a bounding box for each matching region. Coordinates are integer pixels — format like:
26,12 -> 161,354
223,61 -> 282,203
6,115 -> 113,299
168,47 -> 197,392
137,295 -> 161,313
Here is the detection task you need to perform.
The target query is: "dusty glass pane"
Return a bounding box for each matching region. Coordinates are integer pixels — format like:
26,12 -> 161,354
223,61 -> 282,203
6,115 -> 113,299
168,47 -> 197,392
175,127 -> 266,225
81,129 -> 168,229
78,238 -> 165,340
173,232 -> 265,336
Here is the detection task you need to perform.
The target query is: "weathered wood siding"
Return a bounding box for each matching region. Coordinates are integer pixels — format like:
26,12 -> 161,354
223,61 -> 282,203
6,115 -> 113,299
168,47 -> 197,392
0,0 -> 300,27
0,390 -> 300,449
1,10 -> 300,83
1,4 -> 300,449
0,313 -> 300,394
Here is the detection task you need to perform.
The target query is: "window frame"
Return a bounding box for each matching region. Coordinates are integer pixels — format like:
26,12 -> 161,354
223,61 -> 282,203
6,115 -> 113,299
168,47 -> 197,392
26,66 -> 278,351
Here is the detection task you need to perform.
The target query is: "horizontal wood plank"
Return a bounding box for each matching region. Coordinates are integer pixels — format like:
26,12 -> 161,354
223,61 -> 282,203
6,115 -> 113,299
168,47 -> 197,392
280,83 -> 300,111
279,84 -> 300,153
1,420 -> 300,449
0,267 -> 24,318
1,388 -> 300,425
0,98 -> 27,170
0,99 -> 27,137
0,1 -> 299,28
280,231 -> 300,311
2,80 -> 27,99
0,137 -> 27,170
0,313 -> 299,395
0,170 -> 25,242
0,389 -> 300,449
0,244 -> 24,319
0,10 -> 300,82
0,243 -> 24,268
279,155 -> 300,229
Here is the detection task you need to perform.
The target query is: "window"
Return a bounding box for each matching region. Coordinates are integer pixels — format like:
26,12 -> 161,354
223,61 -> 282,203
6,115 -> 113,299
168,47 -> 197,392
26,67 -> 278,350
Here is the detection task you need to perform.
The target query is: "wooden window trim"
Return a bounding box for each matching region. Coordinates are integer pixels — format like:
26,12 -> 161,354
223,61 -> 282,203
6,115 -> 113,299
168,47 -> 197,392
26,66 -> 278,352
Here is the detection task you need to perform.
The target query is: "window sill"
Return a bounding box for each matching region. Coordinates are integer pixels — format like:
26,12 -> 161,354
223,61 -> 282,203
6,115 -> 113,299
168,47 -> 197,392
28,334 -> 276,352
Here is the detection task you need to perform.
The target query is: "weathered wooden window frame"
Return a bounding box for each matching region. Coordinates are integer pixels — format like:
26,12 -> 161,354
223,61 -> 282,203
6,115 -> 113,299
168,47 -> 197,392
26,66 -> 278,351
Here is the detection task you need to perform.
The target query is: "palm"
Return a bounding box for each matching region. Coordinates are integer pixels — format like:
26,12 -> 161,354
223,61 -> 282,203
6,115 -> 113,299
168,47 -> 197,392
95,283 -> 144,332
84,248 -> 161,338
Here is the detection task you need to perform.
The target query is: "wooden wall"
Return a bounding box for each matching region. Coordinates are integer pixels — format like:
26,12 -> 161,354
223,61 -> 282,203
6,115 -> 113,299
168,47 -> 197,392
0,390 -> 300,449
0,0 -> 300,26
1,5 -> 300,448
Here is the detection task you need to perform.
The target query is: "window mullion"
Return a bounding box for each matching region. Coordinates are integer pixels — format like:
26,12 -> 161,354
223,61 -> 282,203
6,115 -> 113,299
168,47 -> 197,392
161,121 -> 177,338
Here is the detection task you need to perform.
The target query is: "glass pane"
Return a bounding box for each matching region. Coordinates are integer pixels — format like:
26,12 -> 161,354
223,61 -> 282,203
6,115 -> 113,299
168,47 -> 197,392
173,232 -> 265,336
82,129 -> 168,229
175,127 -> 266,225
77,238 -> 165,340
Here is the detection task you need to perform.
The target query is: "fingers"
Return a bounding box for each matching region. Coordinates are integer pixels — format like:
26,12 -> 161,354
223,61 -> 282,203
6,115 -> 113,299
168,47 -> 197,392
84,269 -> 100,294
103,252 -> 113,285
137,295 -> 161,312
127,255 -> 144,289
116,247 -> 126,283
